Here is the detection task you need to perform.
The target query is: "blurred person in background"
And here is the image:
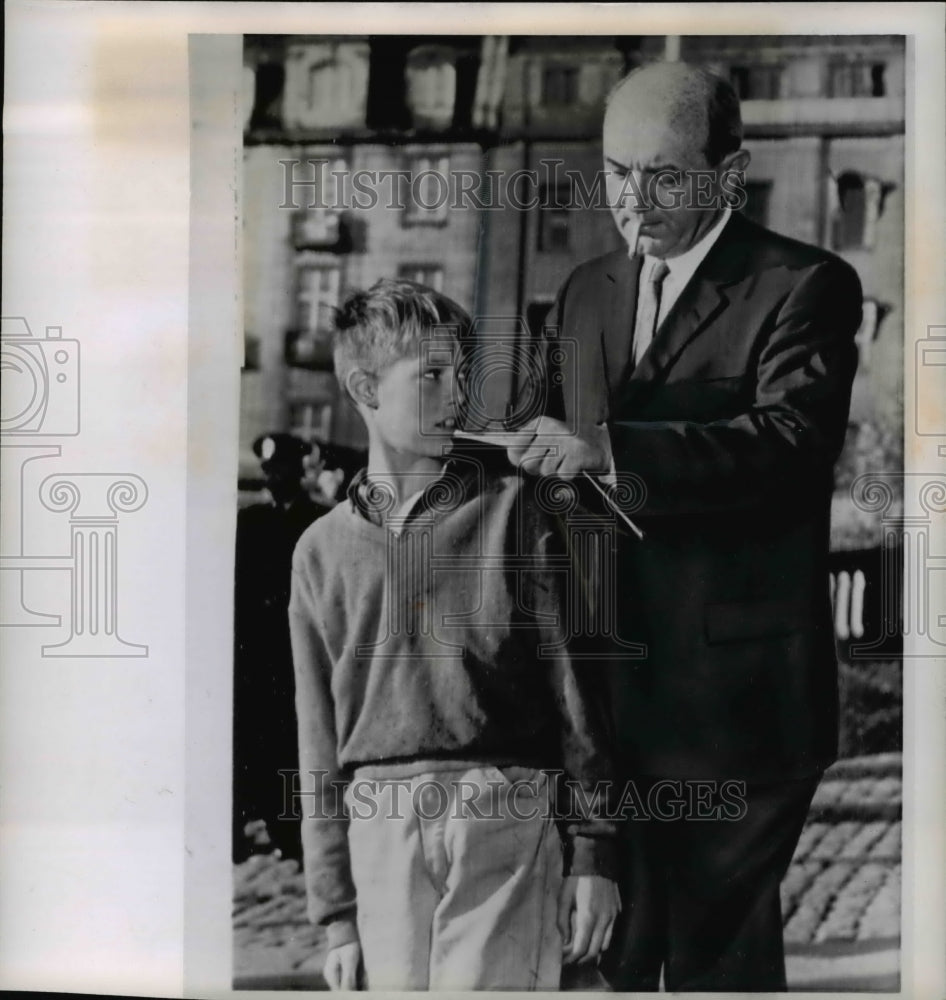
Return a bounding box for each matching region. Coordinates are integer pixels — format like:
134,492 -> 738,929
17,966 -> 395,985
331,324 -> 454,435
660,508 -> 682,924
314,442 -> 367,505
233,432 -> 331,862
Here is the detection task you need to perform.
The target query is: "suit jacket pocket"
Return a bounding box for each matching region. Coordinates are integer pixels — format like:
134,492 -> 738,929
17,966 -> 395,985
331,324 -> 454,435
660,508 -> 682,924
704,600 -> 809,644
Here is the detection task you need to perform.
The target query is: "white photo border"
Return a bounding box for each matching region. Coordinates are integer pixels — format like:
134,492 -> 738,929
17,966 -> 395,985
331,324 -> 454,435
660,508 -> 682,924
1,3 -> 943,998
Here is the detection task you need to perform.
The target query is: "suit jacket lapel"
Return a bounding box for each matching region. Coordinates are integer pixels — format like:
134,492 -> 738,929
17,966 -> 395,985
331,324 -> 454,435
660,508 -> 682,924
629,212 -> 751,386
602,252 -> 641,398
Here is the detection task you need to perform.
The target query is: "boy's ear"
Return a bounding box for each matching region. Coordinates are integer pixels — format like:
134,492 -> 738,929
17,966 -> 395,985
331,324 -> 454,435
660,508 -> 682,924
346,369 -> 378,409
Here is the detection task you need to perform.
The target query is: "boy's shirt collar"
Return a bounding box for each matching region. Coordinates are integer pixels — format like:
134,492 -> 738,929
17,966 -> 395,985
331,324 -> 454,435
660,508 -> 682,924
347,461 -> 460,532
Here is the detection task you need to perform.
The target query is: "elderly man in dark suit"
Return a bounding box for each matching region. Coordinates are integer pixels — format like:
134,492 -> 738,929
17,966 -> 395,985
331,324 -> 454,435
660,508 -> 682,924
504,62 -> 863,991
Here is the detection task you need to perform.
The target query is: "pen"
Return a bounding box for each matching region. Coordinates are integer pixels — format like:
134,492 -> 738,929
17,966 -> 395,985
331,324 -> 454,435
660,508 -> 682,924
453,429 -> 645,541
580,470 -> 644,541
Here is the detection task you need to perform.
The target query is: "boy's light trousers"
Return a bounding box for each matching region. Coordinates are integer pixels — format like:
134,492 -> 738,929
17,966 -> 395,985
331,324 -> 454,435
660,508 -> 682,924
345,763 -> 563,990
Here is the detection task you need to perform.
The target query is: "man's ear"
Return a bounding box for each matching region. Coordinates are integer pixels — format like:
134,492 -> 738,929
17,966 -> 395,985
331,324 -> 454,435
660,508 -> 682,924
730,147 -> 750,174
346,369 -> 378,410
719,147 -> 751,178
718,147 -> 751,208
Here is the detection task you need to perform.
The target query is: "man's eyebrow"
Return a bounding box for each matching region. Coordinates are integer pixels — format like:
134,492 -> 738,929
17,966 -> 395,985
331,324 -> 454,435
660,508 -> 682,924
605,156 -> 683,174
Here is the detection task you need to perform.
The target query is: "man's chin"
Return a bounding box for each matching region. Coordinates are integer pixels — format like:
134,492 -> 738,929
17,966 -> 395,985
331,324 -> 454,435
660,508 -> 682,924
636,233 -> 668,258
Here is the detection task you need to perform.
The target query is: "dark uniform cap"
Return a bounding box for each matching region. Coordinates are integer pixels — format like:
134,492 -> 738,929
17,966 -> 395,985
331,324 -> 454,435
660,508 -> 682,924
318,442 -> 366,474
252,432 -> 313,470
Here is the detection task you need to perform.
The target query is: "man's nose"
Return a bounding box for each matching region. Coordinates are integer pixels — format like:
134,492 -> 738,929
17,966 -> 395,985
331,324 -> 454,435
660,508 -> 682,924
617,171 -> 653,213
613,170 -> 652,212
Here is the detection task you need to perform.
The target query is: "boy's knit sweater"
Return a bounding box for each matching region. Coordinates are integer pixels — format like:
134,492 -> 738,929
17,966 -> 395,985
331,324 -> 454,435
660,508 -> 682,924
288,450 -> 618,948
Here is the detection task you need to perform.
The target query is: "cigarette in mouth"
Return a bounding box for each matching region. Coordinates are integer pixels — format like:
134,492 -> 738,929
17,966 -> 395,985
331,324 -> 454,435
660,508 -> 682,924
627,215 -> 642,257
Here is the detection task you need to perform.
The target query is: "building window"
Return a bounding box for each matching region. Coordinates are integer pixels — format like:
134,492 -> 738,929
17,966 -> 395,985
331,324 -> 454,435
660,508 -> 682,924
542,65 -> 579,106
537,186 -> 571,252
397,264 -> 444,291
740,180 -> 772,227
297,263 -> 341,334
288,262 -> 341,368
828,61 -> 886,98
243,334 -> 260,371
283,41 -> 370,129
403,154 -> 450,226
830,171 -> 868,250
289,399 -> 333,442
246,58 -> 285,130
292,157 -> 346,247
729,65 -> 782,100
829,172 -> 891,251
294,207 -> 341,247
527,300 -> 554,338
405,45 -> 457,130
854,298 -> 889,370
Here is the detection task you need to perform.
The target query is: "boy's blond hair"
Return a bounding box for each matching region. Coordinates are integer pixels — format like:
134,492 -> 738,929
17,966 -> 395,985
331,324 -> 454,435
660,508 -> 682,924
332,278 -> 470,392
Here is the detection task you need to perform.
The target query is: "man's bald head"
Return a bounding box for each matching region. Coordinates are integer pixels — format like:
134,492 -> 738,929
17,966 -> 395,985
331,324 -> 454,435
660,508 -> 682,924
602,61 -> 750,259
605,62 -> 743,167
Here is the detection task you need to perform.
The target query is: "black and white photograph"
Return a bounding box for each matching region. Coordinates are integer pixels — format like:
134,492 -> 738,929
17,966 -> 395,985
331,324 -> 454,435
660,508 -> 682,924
2,4 -> 944,998
232,30 -> 907,992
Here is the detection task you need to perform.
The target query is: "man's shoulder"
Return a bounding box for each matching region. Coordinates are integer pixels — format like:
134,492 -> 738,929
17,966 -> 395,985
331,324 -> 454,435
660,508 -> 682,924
726,218 -> 863,315
561,215 -> 856,282
728,214 -> 858,279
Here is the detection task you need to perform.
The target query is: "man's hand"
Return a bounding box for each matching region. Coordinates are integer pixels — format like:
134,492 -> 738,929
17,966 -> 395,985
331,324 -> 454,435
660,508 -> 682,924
557,874 -> 621,965
324,941 -> 362,990
504,416 -> 611,477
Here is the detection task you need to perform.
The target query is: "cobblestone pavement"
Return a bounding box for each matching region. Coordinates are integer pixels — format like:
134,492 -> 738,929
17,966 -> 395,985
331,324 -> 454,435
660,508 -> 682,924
233,753 -> 901,991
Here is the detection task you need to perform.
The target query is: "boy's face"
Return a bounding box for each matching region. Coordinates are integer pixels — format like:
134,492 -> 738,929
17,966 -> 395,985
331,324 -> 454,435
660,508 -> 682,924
372,337 -> 460,459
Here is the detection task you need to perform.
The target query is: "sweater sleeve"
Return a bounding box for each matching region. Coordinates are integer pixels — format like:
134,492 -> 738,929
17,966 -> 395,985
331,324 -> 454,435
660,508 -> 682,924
521,483 -> 619,881
288,541 -> 359,949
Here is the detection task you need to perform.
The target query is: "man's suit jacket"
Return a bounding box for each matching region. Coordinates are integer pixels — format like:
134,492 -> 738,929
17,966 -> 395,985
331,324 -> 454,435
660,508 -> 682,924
545,211 -> 863,783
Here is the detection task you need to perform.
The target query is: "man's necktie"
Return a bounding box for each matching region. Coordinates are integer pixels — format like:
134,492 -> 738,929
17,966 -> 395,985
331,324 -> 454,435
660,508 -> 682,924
633,259 -> 671,365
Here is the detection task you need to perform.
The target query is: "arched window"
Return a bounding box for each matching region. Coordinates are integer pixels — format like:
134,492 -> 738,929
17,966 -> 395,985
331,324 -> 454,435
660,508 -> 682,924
405,46 -> 457,130
854,298 -> 889,371
542,65 -> 579,105
832,171 -> 866,250
829,171 -> 891,251
283,42 -> 370,130
287,261 -> 341,369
